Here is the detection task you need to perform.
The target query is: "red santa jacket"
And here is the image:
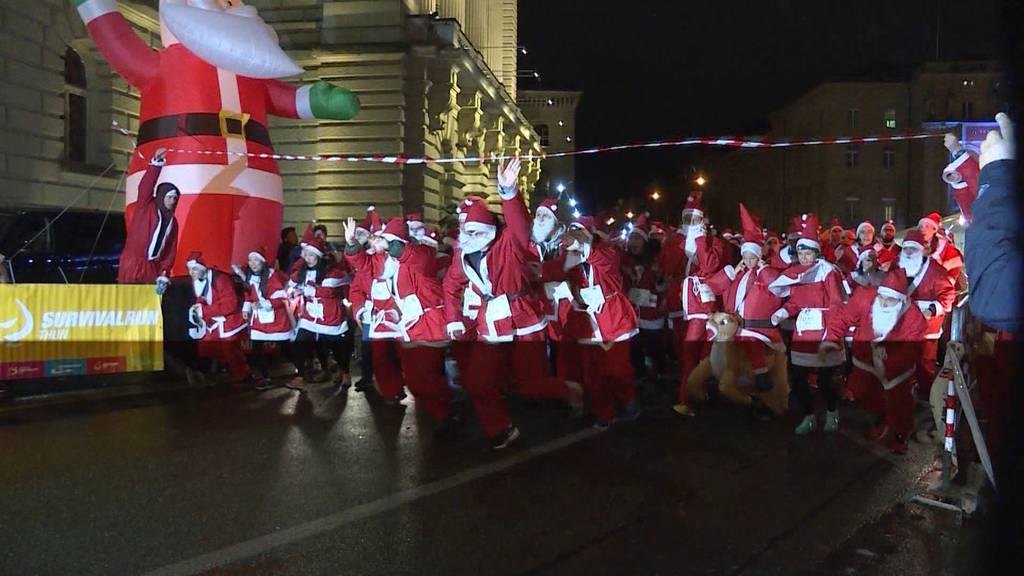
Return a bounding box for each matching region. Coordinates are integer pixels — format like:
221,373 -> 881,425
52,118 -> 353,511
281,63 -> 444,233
362,245 -> 448,343
825,292 -> 926,390
706,263 -> 783,346
657,229 -> 721,322
564,240 -> 638,344
443,192 -> 547,343
929,235 -> 964,286
290,264 -> 349,336
621,251 -> 665,330
528,241 -> 573,341
118,161 -> 177,283
346,250 -> 385,326
768,244 -> 796,271
907,259 -> 957,340
243,269 -> 294,341
191,270 -> 247,341
768,260 -> 847,367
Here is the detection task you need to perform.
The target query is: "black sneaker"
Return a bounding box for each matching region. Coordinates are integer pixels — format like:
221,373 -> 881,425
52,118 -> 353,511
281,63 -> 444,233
434,412 -> 465,440
748,396 -> 773,421
354,379 -> 371,393
490,425 -> 521,450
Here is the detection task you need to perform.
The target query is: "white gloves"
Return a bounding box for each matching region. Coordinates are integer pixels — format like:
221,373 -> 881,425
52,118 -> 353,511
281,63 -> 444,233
303,285 -> 315,298
155,275 -> 169,295
770,308 -> 789,326
446,321 -> 466,339
151,147 -> 167,166
979,113 -> 1015,169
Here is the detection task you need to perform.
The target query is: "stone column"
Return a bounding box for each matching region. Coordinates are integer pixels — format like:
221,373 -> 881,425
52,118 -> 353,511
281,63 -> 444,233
465,0 -> 490,59
437,0 -> 466,25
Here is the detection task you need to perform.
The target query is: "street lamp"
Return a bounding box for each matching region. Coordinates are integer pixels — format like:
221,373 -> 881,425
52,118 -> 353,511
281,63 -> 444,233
568,197 -> 577,208
555,182 -> 566,193
695,175 -> 707,187
650,191 -> 661,201
626,211 -> 634,219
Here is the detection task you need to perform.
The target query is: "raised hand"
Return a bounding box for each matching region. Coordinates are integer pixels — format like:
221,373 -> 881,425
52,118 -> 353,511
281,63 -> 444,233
151,147 -> 167,166
980,112 -> 1015,169
497,157 -> 521,190
943,133 -> 961,154
343,217 -> 358,246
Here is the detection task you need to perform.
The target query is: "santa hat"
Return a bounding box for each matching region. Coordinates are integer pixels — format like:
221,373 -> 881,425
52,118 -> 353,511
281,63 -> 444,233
302,238 -> 328,258
420,226 -> 440,247
382,217 -> 410,244
786,215 -> 802,237
630,213 -> 650,240
535,198 -> 559,219
570,215 -> 596,236
902,229 -> 926,250
918,211 -> 941,232
358,206 -> 382,233
247,245 -> 271,264
682,191 -> 703,218
593,212 -> 611,240
299,224 -> 316,245
829,217 -> 843,233
881,219 -> 896,234
721,227 -> 735,240
796,213 -> 821,252
185,251 -> 207,272
405,212 -> 424,233
876,247 -> 896,267
457,196 -> 497,235
738,203 -> 764,257
765,230 -> 782,244
877,268 -> 909,301
650,221 -> 667,235
856,221 -> 875,237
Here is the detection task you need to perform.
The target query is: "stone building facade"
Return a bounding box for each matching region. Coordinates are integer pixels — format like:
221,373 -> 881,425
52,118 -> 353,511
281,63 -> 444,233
703,61 -> 1008,231
518,90 -> 582,210
0,0 -> 541,239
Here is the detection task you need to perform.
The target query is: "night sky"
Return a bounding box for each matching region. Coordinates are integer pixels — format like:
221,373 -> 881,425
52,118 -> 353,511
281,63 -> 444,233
518,0 -> 1004,214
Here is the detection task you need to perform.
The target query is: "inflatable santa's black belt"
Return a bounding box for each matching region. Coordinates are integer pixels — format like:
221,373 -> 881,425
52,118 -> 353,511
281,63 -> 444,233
137,113 -> 273,150
742,319 -> 775,329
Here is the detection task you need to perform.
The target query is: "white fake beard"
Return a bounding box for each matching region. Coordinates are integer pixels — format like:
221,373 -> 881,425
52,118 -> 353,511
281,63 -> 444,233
898,252 -> 924,278
871,299 -> 902,340
532,218 -> 555,244
683,225 -> 701,257
458,231 -> 494,254
408,223 -> 425,241
160,0 -> 303,78
380,256 -> 399,280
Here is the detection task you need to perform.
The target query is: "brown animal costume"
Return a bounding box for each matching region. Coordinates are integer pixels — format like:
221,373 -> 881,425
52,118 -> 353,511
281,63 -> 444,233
686,312 -> 789,415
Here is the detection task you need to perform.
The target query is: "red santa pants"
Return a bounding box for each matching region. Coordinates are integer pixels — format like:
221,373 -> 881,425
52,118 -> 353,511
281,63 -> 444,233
673,318 -> 711,403
197,338 -> 250,382
738,338 -> 768,374
371,339 -> 406,397
915,339 -> 939,395
581,342 -> 636,422
397,345 -> 451,420
462,340 -> 569,437
554,339 -> 583,383
853,368 -> 914,436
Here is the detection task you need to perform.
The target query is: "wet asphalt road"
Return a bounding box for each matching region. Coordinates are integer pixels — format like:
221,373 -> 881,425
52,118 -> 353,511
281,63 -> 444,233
0,379 -> 977,576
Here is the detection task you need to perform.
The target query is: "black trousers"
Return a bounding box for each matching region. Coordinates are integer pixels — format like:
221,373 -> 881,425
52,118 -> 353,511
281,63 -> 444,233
790,364 -> 838,415
294,329 -> 353,378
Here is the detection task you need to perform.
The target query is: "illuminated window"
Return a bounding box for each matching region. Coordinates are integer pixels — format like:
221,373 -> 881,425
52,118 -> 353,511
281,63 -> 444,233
883,200 -> 895,222
847,108 -> 858,130
845,144 -> 859,168
883,146 -> 895,169
884,108 -> 896,129
961,101 -> 974,119
63,46 -> 87,164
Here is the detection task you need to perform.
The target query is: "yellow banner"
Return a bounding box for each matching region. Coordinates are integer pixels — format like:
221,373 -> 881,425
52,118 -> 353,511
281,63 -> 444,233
0,284 -> 164,380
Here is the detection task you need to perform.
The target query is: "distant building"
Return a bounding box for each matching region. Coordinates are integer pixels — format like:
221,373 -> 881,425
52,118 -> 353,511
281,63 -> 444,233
518,90 -> 582,211
0,0 -> 542,239
703,61 -> 1009,231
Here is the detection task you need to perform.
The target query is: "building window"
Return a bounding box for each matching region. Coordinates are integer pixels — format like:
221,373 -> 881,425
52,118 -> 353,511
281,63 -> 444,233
884,108 -> 897,129
847,108 -> 858,130
883,200 -> 895,222
845,144 -> 859,168
882,146 -> 896,169
537,124 -> 549,147
961,101 -> 974,119
63,46 -> 87,164
846,197 -> 860,223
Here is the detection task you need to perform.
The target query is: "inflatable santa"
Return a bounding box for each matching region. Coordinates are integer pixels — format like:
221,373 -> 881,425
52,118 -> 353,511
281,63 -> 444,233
73,0 -> 360,275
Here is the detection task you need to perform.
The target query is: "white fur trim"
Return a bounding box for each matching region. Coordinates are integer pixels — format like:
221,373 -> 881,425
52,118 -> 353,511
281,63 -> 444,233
740,242 -> 762,257
186,259 -> 206,271
876,286 -> 906,300
463,222 -> 497,235
248,251 -> 266,263
77,0 -> 117,24
297,318 -> 348,336
942,152 -> 972,189
796,238 -> 820,251
381,233 -> 408,244
300,243 -> 324,258
295,84 -> 314,120
856,222 -> 875,236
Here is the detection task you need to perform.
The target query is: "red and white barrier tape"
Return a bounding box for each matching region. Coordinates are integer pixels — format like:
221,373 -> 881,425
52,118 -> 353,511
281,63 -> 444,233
112,121 -> 945,165
944,376 -> 956,453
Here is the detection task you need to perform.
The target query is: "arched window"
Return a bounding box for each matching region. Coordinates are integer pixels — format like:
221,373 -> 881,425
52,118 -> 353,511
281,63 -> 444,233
63,46 -> 87,164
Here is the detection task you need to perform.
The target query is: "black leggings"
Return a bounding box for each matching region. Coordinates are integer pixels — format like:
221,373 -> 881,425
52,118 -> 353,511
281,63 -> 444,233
790,364 -> 838,415
294,329 -> 353,378
250,340 -> 301,378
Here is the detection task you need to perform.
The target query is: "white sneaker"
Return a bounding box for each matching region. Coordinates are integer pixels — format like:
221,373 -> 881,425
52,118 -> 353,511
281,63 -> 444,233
823,410 -> 840,433
795,415 -> 817,435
